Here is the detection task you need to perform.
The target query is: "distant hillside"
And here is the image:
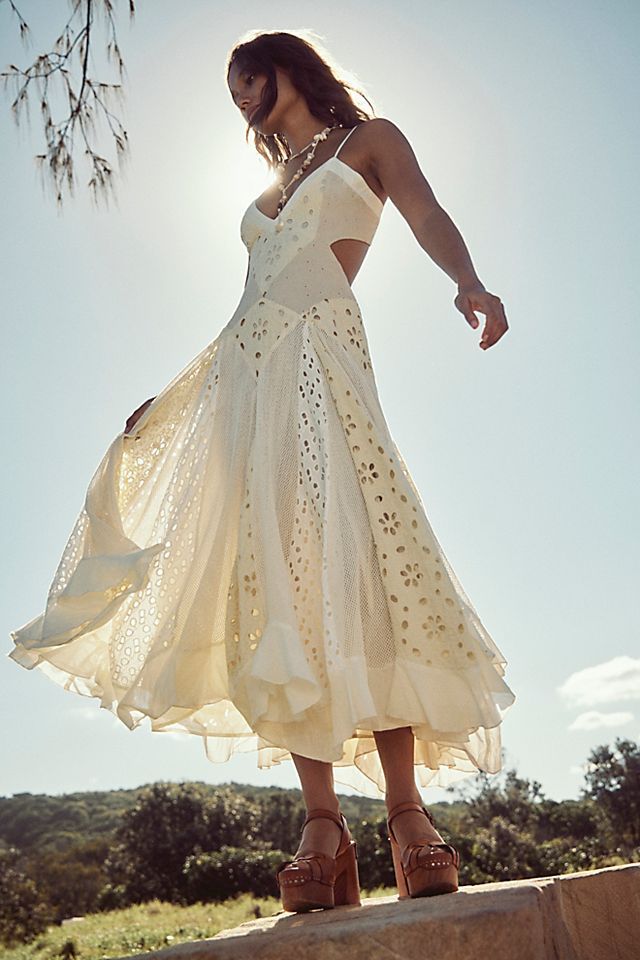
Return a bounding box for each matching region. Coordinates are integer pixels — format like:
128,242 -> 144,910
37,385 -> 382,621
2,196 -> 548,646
0,785 -> 146,853
0,780 -> 449,854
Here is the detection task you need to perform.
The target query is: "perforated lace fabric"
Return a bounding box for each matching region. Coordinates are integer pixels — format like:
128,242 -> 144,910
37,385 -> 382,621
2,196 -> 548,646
9,126 -> 515,799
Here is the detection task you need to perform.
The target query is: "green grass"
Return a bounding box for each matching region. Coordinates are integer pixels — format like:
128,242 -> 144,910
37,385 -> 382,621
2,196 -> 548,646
3,887 -> 396,959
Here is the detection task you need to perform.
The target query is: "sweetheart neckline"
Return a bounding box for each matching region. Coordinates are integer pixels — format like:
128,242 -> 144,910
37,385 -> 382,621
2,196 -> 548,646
251,156 -> 384,224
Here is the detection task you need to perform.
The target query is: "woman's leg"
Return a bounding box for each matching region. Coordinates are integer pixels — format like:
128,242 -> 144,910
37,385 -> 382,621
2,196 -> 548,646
373,726 -> 446,848
290,752 -> 351,858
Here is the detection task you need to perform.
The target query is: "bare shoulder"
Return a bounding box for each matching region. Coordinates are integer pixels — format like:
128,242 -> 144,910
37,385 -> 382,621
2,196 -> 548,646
357,117 -> 414,160
356,117 -> 440,222
360,116 -> 405,137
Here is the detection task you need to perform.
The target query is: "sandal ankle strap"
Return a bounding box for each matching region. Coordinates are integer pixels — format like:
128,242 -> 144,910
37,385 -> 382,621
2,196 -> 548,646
302,807 -> 344,831
387,801 -> 436,841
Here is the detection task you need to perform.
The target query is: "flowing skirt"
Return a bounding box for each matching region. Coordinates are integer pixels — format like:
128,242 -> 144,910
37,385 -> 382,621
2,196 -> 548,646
9,302 -> 515,798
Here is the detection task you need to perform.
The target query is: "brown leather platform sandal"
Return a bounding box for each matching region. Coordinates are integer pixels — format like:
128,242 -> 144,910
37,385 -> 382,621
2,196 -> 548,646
387,800 -> 460,898
276,807 -> 361,912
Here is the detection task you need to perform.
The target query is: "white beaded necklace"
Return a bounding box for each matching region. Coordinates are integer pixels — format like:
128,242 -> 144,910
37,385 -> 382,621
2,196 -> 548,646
275,123 -> 340,216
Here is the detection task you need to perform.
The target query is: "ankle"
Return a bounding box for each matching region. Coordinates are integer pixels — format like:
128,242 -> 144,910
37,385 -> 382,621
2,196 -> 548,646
385,790 -> 424,812
304,796 -> 341,816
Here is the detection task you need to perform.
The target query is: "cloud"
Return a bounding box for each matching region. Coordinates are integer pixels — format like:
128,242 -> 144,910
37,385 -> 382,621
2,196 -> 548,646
568,710 -> 634,731
558,656 -> 640,707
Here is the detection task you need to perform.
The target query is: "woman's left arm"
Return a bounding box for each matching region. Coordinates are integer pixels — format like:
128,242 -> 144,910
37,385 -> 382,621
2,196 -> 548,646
368,118 -> 508,350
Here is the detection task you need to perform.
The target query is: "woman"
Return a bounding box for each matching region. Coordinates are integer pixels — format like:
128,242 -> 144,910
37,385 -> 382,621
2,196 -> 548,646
9,30 -> 515,912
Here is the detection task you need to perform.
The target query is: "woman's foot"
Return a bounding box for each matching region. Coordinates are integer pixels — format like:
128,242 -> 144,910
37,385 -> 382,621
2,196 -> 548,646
294,806 -> 351,860
277,806 -> 361,912
385,793 -> 445,851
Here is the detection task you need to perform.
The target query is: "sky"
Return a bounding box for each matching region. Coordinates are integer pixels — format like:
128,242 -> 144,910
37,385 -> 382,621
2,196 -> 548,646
1,0 -> 639,806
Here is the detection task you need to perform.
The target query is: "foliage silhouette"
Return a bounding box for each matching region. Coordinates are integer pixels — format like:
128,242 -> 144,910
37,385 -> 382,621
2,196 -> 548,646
0,846 -> 53,947
183,846 -> 290,903
0,0 -> 135,209
582,737 -> 640,855
101,781 -> 263,905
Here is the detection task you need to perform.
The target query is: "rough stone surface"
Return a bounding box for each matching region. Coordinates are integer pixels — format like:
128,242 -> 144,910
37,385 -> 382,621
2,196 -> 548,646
114,863 -> 640,960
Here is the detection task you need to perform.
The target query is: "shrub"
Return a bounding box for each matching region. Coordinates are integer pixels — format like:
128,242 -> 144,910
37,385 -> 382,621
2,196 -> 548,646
183,846 -> 290,902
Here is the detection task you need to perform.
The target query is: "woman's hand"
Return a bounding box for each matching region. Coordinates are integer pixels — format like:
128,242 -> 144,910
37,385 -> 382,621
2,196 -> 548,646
124,396 -> 156,435
454,284 -> 509,350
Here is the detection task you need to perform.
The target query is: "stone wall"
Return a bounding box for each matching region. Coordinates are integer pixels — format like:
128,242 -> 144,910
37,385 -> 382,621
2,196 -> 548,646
116,863 -> 640,960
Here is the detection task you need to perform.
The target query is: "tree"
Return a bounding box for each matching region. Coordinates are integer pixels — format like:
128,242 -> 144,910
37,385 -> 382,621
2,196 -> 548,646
252,788 -> 306,856
451,763 -> 616,882
22,836 -> 111,922
102,781 -> 263,906
345,815 -> 395,891
458,767 -> 545,834
582,737 -> 640,855
183,845 -> 289,903
0,0 -> 135,208
0,846 -> 53,947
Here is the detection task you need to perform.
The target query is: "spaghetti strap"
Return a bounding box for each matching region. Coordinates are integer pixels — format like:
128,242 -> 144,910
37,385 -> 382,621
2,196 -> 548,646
333,125 -> 359,159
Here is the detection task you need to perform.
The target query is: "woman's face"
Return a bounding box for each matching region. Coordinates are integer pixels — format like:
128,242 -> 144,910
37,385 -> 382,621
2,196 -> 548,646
227,61 -> 297,136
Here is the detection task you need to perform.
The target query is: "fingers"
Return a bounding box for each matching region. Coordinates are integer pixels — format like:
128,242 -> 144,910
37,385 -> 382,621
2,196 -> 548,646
463,297 -> 480,329
457,291 -> 508,349
454,292 -> 480,329
479,294 -> 509,349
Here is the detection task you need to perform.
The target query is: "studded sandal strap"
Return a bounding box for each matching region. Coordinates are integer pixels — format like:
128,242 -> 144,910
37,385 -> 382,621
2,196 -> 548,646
405,840 -> 460,874
277,853 -> 330,884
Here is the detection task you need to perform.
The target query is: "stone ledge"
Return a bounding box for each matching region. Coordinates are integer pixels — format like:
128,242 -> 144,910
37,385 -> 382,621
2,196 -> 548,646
116,863 -> 639,960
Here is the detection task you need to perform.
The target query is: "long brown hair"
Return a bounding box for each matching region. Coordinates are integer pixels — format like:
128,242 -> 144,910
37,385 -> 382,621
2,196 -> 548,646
226,29 -> 376,169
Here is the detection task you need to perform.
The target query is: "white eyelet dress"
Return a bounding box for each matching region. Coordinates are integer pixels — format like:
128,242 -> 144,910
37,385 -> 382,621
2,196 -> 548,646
8,124 -> 515,798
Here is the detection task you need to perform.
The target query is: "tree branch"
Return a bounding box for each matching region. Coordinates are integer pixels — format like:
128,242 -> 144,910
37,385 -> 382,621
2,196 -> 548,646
0,0 -> 136,209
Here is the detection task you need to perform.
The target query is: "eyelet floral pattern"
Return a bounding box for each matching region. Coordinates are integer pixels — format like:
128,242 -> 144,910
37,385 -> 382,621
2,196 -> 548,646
9,127 -> 515,799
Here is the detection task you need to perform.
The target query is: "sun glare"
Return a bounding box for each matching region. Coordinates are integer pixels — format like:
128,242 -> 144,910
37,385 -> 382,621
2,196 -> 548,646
209,119 -> 274,219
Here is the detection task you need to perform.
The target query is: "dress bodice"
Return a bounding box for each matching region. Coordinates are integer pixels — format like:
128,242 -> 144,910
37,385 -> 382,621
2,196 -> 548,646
219,126 -> 385,370
240,155 -> 384,251
236,127 -> 384,313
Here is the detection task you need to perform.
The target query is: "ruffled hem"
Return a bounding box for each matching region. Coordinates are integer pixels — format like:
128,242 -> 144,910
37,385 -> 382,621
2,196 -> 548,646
9,605 -> 514,799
